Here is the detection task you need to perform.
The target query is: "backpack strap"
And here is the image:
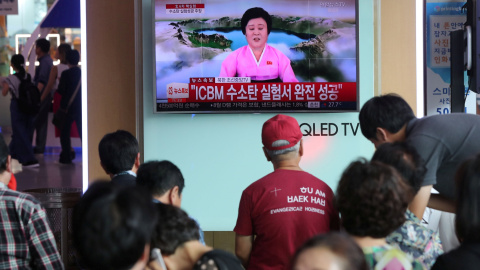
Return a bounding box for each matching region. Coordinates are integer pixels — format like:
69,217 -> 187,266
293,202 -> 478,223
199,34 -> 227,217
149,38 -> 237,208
65,79 -> 81,111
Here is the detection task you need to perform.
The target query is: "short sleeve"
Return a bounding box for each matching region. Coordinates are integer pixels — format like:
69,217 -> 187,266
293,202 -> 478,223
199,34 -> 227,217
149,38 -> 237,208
407,135 -> 448,186
233,190 -> 254,236
37,65 -> 52,86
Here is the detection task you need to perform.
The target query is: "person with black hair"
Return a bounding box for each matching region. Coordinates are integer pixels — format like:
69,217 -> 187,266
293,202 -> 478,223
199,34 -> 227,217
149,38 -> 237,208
219,7 -> 298,82
432,154 -> 480,270
33,38 -> 53,154
57,49 -> 82,164
137,160 -> 184,206
2,54 -> 39,167
72,181 -> 156,270
148,203 -> 243,270
98,130 -> 140,186
41,43 -> 72,102
359,94 -> 480,220
336,159 -> 425,270
136,160 -> 205,244
0,135 -> 63,268
292,232 -> 368,270
372,142 -> 443,268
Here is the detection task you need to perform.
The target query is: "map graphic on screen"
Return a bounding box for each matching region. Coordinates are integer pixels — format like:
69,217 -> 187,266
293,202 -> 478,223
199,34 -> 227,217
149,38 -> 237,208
154,0 -> 358,113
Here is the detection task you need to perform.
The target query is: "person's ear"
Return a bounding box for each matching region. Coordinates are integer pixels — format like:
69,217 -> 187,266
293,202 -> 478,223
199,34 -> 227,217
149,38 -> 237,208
134,152 -> 141,169
6,155 -> 11,173
375,127 -> 389,143
169,186 -> 181,207
263,147 -> 271,162
298,139 -> 304,157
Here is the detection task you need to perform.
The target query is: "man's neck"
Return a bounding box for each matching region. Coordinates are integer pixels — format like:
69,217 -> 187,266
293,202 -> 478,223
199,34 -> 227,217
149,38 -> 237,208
390,124 -> 407,142
165,241 -> 212,270
0,171 -> 11,186
153,195 -> 168,204
37,52 -> 46,59
272,159 -> 302,171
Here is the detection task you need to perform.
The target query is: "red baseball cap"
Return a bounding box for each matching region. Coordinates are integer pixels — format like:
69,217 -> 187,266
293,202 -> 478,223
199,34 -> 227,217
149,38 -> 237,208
262,114 -> 303,151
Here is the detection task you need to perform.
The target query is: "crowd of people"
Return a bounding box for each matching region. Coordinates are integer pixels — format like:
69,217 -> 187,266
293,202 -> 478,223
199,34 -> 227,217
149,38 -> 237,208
1,93 -> 480,269
2,6 -> 480,269
1,37 -> 82,167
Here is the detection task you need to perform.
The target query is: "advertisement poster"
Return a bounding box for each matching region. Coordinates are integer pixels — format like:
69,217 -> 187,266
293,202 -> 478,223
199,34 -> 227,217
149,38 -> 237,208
425,1 -> 475,115
154,0 -> 358,112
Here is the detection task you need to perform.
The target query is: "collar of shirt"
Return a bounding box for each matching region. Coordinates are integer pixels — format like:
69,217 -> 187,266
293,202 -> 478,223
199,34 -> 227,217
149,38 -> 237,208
0,182 -> 6,189
248,44 -> 266,66
113,170 -> 136,178
406,118 -> 418,136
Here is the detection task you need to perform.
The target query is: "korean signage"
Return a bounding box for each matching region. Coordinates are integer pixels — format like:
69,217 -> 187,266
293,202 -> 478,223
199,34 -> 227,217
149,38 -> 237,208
0,0 -> 18,15
425,1 -> 475,115
158,80 -> 356,112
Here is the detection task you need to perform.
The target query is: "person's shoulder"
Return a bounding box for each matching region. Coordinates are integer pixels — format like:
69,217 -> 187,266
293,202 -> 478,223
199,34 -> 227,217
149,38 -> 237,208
111,174 -> 137,187
298,170 -> 334,190
195,249 -> 243,270
0,189 -> 43,210
6,74 -> 20,83
225,46 -> 247,59
40,55 -> 54,65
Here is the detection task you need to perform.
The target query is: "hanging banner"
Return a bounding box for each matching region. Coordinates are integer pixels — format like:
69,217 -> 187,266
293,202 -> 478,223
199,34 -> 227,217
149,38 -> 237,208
0,0 -> 18,15
425,1 -> 476,115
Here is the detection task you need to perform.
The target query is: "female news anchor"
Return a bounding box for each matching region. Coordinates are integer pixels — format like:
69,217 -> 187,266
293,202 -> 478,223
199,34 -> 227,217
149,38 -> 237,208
219,7 -> 298,82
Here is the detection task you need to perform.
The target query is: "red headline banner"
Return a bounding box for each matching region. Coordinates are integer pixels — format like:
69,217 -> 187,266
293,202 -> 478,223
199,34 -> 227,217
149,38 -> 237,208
166,4 -> 205,9
167,82 -> 356,103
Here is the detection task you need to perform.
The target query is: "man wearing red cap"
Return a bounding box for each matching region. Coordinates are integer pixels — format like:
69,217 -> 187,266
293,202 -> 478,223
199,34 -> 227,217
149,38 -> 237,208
234,114 -> 339,270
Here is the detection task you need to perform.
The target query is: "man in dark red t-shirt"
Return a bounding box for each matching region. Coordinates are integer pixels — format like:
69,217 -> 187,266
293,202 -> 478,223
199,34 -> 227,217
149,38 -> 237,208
234,114 -> 340,270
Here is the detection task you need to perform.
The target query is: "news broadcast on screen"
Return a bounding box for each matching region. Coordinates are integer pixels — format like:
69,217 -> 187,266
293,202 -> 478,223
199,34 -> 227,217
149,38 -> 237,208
154,0 -> 358,113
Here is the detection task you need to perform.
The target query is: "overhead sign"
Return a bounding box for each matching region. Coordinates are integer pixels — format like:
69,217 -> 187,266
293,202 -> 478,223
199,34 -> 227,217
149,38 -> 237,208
0,0 -> 18,15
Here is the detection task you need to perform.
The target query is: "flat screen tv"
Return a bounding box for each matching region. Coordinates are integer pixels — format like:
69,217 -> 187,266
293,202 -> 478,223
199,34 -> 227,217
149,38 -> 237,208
154,0 -> 358,113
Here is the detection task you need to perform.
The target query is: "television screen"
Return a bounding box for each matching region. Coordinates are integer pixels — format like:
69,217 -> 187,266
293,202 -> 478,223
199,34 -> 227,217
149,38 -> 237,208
154,0 -> 358,113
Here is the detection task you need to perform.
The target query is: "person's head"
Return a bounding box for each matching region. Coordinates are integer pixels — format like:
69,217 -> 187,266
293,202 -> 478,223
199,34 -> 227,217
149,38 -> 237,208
371,142 -> 425,195
241,7 -> 272,51
0,136 -> 10,174
292,232 -> 368,270
151,203 -> 200,256
66,49 -> 80,66
336,159 -> 411,238
455,154 -> 480,242
56,43 -> 72,63
359,94 -> 415,147
35,38 -> 50,56
136,161 -> 185,207
262,114 -> 303,163
72,181 -> 157,270
10,54 -> 25,75
98,130 -> 140,176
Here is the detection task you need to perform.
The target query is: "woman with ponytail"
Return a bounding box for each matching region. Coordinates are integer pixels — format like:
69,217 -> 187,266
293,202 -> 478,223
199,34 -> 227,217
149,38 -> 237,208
2,54 -> 39,167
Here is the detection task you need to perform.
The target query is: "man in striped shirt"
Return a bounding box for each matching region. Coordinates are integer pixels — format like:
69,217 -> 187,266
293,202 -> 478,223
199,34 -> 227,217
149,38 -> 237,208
0,136 -> 63,269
